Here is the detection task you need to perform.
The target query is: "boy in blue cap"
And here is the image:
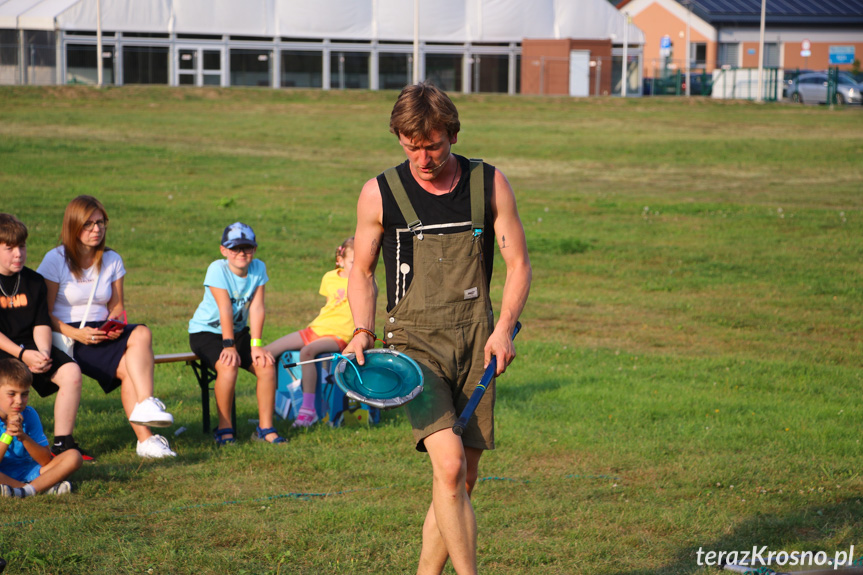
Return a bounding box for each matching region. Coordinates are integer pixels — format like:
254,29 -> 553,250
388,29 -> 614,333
188,223 -> 283,445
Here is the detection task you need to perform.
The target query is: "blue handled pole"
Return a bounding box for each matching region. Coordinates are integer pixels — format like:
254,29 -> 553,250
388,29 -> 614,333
452,322 -> 522,437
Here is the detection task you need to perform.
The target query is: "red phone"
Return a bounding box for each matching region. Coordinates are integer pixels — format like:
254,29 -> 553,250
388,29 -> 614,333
99,311 -> 127,333
99,319 -> 126,333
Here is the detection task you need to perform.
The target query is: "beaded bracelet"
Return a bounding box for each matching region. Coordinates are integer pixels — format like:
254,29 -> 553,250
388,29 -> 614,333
352,327 -> 377,341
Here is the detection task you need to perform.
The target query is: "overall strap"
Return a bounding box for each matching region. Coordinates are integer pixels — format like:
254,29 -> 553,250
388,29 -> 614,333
469,159 -> 485,236
383,167 -> 424,239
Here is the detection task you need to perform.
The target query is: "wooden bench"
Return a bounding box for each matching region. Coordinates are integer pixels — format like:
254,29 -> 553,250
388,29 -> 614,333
153,352 -> 236,434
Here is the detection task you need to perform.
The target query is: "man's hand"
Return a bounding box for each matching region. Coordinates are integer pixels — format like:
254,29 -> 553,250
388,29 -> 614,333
344,331 -> 376,366
483,325 -> 518,376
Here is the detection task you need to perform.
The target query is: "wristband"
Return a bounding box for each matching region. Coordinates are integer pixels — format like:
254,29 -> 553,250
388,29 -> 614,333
250,338 -> 263,347
352,327 -> 377,341
0,433 -> 12,445
18,345 -> 26,360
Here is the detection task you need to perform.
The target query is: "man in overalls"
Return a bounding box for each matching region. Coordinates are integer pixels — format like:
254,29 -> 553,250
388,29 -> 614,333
346,83 -> 531,575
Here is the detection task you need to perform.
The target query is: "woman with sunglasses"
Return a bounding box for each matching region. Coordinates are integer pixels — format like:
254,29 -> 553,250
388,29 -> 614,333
37,196 -> 176,460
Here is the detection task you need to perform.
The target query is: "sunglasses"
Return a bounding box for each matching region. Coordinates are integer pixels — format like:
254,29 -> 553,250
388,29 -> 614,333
82,219 -> 109,231
228,246 -> 255,255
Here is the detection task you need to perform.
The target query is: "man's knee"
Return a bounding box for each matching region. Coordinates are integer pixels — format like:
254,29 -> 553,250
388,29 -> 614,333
465,466 -> 479,492
433,452 -> 468,490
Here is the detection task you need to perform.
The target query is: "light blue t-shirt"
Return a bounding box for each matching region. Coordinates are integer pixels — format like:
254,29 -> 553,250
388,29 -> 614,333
188,259 -> 269,335
0,406 -> 48,483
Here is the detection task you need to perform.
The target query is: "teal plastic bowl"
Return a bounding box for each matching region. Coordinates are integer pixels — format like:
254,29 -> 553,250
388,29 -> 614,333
334,349 -> 424,410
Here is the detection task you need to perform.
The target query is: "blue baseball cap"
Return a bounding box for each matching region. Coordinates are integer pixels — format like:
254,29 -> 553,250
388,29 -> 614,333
221,222 -> 257,249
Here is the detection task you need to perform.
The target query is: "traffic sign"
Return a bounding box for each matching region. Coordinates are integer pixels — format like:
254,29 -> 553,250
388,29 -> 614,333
829,46 -> 855,65
660,34 -> 671,57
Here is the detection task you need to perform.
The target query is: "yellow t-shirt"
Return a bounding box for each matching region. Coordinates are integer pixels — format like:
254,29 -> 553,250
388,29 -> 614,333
307,269 -> 354,342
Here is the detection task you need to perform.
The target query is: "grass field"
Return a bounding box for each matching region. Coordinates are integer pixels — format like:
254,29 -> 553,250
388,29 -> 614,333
0,86 -> 861,575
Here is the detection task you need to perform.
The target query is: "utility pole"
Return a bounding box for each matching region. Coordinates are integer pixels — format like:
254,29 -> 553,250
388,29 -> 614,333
622,12 -> 629,97
413,0 -> 420,84
96,0 -> 103,87
756,0 -> 766,102
685,0 -> 691,96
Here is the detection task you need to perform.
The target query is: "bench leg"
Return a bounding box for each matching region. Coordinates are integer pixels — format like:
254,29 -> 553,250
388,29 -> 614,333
190,360 -> 236,434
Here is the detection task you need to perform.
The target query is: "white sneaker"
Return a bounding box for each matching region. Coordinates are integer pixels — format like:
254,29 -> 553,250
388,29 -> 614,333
129,397 -> 174,428
46,481 -> 72,495
136,434 -> 177,458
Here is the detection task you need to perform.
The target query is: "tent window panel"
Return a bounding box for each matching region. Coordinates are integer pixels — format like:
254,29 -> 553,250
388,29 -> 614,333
123,46 -> 169,84
330,51 -> 369,89
66,44 -> 115,85
24,31 -> 55,67
230,49 -> 270,86
473,54 -> 508,93
281,51 -> 322,88
203,50 -> 221,71
426,54 -> 462,92
1,29 -> 19,68
179,49 -> 196,70
379,53 -> 411,90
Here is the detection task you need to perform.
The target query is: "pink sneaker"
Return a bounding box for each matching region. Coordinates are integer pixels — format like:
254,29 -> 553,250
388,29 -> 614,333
292,408 -> 318,428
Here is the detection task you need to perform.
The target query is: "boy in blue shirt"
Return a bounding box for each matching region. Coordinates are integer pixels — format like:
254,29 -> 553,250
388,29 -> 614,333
188,223 -> 283,445
1,358 -> 83,497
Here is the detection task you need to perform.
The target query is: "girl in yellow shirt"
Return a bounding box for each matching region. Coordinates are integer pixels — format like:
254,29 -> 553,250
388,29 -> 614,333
266,238 -> 354,427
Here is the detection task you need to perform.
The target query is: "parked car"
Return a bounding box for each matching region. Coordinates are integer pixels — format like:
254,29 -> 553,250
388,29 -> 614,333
682,72 -> 713,96
782,69 -> 813,98
787,72 -> 862,105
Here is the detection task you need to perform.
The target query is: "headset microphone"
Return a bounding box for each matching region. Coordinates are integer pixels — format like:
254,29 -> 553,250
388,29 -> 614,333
428,154 -> 451,174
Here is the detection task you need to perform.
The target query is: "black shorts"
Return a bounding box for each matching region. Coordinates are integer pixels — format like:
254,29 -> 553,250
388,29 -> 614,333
0,344 -> 77,398
189,327 -> 253,371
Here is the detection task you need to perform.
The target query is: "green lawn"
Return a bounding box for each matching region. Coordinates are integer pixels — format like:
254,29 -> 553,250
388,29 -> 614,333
0,86 -> 861,574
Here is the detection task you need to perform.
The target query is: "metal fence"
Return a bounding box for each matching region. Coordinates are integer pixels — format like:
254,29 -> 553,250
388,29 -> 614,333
710,67 -> 781,101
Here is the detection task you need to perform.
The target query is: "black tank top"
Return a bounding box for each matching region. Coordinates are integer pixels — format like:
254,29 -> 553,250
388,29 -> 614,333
377,154 -> 496,312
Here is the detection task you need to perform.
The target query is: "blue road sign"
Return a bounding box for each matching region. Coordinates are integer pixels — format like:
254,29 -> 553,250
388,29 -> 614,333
829,46 -> 855,65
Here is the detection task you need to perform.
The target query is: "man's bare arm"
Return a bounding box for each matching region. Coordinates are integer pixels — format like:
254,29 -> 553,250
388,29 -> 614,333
486,168 -> 532,374
346,177 -> 385,365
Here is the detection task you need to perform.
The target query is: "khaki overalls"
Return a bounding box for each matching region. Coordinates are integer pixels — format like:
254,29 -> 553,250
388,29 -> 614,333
382,160 -> 496,452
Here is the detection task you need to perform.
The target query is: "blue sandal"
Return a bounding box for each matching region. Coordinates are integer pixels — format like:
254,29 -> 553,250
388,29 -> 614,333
214,428 -> 236,446
252,426 -> 286,444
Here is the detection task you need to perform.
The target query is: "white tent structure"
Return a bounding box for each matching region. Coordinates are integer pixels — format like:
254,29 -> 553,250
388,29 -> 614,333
1,0 -> 644,91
